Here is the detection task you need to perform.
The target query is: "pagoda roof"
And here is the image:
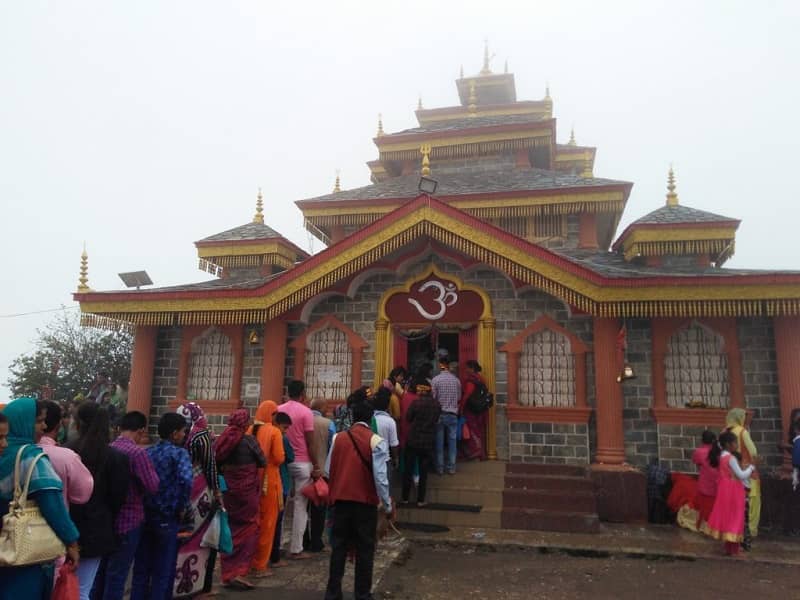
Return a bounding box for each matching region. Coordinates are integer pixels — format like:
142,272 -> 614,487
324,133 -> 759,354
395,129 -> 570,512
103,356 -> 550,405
297,167 -> 629,206
77,194 -> 800,325
394,113 -> 546,135
628,204 -> 739,227
197,221 -> 284,244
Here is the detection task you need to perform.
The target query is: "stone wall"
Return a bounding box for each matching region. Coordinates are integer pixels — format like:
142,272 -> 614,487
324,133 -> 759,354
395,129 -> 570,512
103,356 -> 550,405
657,424 -> 705,472
623,319 -> 658,468
149,327 -> 181,436
738,318 -> 782,470
508,422 -> 590,466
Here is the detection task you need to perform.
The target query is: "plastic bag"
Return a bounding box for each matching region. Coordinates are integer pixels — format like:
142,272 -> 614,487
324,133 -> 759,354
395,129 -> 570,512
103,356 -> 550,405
53,562 -> 79,600
200,509 -> 233,554
301,478 -> 330,507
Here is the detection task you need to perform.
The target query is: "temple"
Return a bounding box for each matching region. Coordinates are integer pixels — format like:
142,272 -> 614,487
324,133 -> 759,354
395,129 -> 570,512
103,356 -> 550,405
74,46 -> 800,527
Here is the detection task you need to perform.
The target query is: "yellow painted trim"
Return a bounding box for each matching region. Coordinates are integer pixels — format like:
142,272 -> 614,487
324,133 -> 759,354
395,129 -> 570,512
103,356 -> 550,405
623,227 -> 737,246
376,128 -> 552,153
417,105 -> 548,125
79,204 -> 800,321
196,241 -> 294,259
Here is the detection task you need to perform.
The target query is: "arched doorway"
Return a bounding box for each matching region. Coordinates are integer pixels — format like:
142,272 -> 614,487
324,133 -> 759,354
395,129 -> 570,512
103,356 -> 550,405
374,265 -> 497,459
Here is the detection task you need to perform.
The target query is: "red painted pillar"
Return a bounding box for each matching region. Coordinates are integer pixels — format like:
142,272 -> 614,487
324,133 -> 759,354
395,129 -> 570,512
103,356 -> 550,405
593,318 -> 626,464
261,320 -> 288,403
127,326 -> 158,416
774,316 -> 800,469
578,213 -> 599,249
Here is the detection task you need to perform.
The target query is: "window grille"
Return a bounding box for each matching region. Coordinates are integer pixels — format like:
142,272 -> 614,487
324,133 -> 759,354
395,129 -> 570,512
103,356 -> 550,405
518,328 -> 576,407
304,326 -> 352,401
665,323 -> 730,408
187,328 -> 234,401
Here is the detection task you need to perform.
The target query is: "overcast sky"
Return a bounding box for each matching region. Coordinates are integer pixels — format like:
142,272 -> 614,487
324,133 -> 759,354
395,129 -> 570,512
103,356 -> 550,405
2,1 -> 799,400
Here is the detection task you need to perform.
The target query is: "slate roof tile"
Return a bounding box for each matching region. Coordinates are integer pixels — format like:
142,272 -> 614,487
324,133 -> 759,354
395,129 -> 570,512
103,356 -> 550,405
630,204 -> 738,226
198,221 -> 284,243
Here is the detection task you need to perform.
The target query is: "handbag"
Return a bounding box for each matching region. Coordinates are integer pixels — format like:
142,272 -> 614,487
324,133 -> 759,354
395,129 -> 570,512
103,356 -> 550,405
0,445 -> 66,566
200,509 -> 233,555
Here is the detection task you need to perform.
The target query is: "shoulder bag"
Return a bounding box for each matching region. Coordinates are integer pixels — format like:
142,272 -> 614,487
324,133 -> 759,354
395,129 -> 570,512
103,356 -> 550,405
0,445 -> 66,566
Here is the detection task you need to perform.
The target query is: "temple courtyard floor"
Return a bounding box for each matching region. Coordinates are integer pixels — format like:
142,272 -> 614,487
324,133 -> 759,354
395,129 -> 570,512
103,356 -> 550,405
212,523 -> 800,599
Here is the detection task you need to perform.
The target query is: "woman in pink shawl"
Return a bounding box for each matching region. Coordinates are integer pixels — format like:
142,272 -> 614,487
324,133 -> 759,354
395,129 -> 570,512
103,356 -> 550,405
174,402 -> 221,597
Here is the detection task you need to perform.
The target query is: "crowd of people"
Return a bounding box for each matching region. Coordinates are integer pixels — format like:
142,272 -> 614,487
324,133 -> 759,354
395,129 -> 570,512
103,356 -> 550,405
0,357 -> 492,599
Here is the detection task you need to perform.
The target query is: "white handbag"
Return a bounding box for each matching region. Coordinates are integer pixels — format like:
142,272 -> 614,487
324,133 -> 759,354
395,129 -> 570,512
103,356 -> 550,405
0,445 -> 66,566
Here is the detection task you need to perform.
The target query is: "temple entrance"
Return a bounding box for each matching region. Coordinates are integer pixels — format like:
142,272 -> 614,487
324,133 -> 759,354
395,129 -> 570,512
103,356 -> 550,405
406,330 -> 460,376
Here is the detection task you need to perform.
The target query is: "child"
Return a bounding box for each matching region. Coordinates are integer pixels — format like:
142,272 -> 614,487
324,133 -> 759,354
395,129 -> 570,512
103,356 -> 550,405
703,431 -> 755,556
691,431 -> 720,528
270,411 -> 294,568
130,413 -> 193,600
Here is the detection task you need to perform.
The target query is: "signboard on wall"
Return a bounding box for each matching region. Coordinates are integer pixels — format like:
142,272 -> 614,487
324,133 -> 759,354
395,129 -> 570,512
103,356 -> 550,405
244,383 -> 261,398
315,366 -> 344,384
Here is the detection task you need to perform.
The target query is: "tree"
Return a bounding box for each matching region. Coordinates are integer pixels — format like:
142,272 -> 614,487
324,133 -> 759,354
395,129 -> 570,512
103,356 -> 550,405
6,309 -> 133,401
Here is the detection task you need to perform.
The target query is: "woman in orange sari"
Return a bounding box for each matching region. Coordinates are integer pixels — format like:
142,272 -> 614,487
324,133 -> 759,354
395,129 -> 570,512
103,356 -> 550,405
248,400 -> 286,577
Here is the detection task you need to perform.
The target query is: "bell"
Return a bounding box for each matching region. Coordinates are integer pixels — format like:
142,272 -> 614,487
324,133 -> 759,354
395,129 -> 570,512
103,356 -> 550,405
616,363 -> 636,383
248,330 -> 260,345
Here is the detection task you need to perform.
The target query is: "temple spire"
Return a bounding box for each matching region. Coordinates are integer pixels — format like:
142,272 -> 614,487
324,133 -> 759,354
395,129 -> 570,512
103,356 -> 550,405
77,244 -> 90,292
417,95 -> 423,110
420,144 -> 431,177
459,64 -> 464,79
480,39 -> 492,75
253,187 -> 264,224
504,59 -> 508,74
376,113 -> 385,137
333,170 -> 341,193
568,127 -> 576,146
666,165 -> 679,206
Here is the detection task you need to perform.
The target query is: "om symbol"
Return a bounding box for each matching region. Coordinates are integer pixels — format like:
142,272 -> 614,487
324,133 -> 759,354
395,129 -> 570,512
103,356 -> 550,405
176,555 -> 200,594
408,280 -> 459,320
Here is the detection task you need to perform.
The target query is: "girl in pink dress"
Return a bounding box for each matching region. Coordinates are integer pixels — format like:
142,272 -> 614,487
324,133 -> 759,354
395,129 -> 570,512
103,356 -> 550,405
703,431 -> 755,556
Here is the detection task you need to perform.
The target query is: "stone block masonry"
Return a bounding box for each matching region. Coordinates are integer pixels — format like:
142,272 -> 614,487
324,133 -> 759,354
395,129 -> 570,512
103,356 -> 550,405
622,319 -> 658,468
149,326 -> 181,437
508,422 -> 590,466
658,424 -> 707,472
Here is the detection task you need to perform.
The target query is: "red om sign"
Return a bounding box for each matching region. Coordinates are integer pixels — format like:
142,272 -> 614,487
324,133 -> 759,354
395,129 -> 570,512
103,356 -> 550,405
384,275 -> 484,323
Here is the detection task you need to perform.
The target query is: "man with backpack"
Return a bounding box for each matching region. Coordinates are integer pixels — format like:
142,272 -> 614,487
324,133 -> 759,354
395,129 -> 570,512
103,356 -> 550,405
459,360 -> 492,461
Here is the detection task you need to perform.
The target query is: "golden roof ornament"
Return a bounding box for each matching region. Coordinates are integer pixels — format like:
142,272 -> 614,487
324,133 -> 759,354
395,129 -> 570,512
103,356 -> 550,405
504,59 -> 508,74
459,64 -> 464,79
253,187 -> 264,224
77,244 -> 90,292
581,150 -> 593,179
568,127 -> 576,146
480,39 -> 492,75
666,165 -> 679,206
420,144 -> 432,177
376,113 -> 385,137
468,80 -> 478,116
333,170 -> 341,193
418,96 -> 423,110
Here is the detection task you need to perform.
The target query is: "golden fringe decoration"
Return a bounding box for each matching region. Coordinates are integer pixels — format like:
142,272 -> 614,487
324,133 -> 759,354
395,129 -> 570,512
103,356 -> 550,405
624,238 -> 735,262
200,253 -> 295,270
80,313 -> 136,334
379,136 -> 551,163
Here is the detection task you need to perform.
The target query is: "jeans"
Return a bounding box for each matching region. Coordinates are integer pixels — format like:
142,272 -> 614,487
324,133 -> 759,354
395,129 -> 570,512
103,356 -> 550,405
325,501 -> 378,600
76,557 -> 102,600
92,525 -> 142,600
130,518 -> 180,600
435,412 -> 458,474
402,446 -> 432,503
288,461 -> 312,554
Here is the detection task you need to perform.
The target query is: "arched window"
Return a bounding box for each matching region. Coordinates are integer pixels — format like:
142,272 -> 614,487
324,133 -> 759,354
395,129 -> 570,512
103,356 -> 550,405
500,315 -> 589,422
519,328 -> 576,407
664,322 -> 729,409
187,328 -> 234,401
304,326 -> 353,401
290,315 -> 368,402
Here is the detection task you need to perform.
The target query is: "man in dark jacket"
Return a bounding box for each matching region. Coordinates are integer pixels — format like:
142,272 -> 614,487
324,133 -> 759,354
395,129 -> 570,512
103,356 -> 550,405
324,399 -> 393,600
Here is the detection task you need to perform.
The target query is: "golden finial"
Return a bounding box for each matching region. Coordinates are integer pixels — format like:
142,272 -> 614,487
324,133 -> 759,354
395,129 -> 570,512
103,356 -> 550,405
333,170 -> 341,193
376,113 -> 385,137
459,64 -> 464,79
253,187 -> 264,224
417,96 -> 423,110
468,80 -> 477,116
504,59 -> 508,74
666,165 -> 679,206
568,127 -> 576,146
480,38 -> 492,75
77,244 -> 90,292
420,144 -> 432,177
545,83 -> 551,101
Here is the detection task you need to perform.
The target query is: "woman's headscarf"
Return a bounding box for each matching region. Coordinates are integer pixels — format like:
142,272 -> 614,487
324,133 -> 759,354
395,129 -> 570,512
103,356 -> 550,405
214,408 -> 250,463
0,397 -> 62,502
178,402 -> 208,447
250,400 -> 278,451
725,408 -> 747,430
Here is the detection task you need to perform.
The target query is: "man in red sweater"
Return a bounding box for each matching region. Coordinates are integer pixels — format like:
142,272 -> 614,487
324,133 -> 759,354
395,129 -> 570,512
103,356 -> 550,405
324,398 -> 393,600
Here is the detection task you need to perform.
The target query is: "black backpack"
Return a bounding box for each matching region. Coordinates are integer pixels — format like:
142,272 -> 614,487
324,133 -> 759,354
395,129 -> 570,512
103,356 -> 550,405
466,381 -> 494,413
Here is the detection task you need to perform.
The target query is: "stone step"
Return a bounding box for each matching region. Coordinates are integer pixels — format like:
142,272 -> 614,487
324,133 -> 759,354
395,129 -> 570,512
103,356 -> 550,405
393,485 -> 503,509
504,473 -> 594,493
397,505 -> 502,529
506,462 -> 589,478
501,507 -> 601,534
502,488 -> 597,513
